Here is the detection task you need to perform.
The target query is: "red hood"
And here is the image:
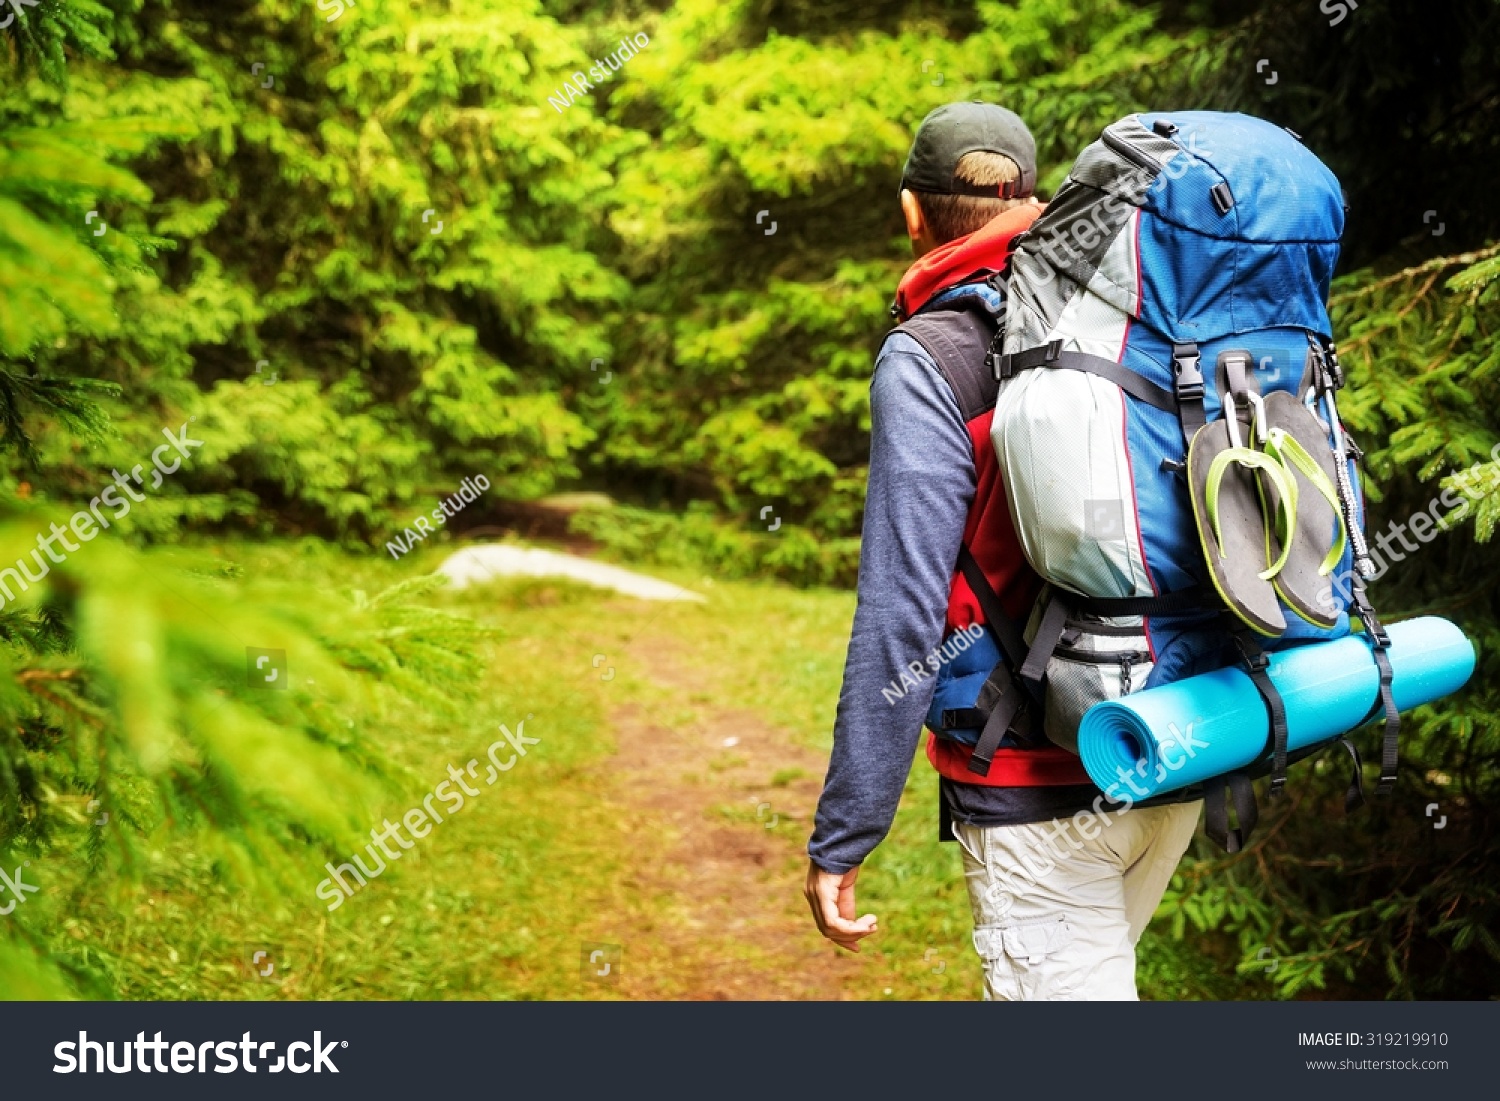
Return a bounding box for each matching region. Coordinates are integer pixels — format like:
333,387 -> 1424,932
894,203 -> 1044,321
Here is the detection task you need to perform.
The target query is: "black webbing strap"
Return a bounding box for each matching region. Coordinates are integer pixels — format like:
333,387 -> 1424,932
1368,643 -> 1400,794
1348,580 -> 1400,795
1204,770 -> 1259,853
1171,342 -> 1206,449
1013,585 -> 1213,700
943,653 -> 1020,730
1335,736 -> 1367,814
991,341 -> 1178,414
1070,586 -> 1214,618
1308,334 -> 1396,788
943,660 -> 1038,776
967,671 -> 1029,777
1018,590 -> 1070,699
955,545 -> 1030,685
1233,626 -> 1290,797
971,655 -> 1014,715
953,543 -> 1037,776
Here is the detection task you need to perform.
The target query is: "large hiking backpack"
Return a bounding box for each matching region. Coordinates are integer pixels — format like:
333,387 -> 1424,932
985,111 -> 1400,849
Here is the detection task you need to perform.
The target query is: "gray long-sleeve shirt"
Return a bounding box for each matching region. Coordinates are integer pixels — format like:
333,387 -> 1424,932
806,306 -> 978,874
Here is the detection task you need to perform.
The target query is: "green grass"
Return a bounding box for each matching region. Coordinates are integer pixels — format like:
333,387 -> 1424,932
33,538 -> 1244,1000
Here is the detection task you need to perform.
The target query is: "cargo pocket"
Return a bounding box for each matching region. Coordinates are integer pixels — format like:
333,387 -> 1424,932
1028,606 -> 1153,754
972,918 -> 1080,1001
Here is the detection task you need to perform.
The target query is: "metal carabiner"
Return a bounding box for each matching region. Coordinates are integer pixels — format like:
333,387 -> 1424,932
1223,388 -> 1266,449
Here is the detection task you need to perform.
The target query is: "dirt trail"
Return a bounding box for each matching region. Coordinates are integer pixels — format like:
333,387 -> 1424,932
595,634 -> 864,1000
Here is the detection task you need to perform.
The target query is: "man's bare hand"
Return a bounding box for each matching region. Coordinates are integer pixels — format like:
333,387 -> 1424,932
804,860 -> 878,952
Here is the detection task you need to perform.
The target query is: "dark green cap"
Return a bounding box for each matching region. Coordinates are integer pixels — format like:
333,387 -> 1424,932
900,102 -> 1037,200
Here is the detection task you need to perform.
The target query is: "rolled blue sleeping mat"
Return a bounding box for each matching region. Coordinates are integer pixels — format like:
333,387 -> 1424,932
1077,616 -> 1476,799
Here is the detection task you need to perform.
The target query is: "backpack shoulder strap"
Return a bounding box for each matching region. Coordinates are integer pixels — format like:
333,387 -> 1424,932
954,545 -> 1041,777
955,544 -> 1029,678
890,297 -> 1000,422
894,293 -> 1044,777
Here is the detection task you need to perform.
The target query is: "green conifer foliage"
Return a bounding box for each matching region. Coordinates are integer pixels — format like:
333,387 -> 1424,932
1,0 -> 1496,998
1,1 -> 490,995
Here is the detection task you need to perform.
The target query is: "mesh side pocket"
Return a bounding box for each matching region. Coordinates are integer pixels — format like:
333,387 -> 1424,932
1035,618 -> 1152,754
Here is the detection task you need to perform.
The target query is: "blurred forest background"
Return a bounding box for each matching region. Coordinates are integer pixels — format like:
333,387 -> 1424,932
1,0 -> 1497,1000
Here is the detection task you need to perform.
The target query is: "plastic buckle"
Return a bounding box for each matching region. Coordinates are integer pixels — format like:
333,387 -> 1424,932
1172,345 -> 1204,401
989,351 -> 1011,382
1043,338 -> 1063,363
1326,342 -> 1346,389
1210,182 -> 1235,216
1233,633 -> 1270,673
1352,601 -> 1390,649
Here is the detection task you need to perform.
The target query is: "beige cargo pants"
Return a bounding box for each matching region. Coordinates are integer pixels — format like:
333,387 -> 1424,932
953,800 -> 1201,1000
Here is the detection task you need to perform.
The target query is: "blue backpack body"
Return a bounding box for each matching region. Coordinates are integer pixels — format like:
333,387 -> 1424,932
986,112 -> 1396,844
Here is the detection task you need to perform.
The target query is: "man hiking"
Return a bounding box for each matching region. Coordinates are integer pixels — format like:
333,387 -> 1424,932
804,102 -> 1201,1000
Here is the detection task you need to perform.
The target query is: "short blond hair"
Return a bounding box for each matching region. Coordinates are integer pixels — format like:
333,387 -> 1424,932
916,151 -> 1030,243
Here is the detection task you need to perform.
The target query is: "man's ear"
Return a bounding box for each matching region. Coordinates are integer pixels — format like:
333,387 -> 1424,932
900,189 -> 929,254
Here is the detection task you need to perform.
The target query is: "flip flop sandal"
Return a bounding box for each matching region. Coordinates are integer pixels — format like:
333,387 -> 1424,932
1187,401 -> 1298,637
1257,390 -> 1348,629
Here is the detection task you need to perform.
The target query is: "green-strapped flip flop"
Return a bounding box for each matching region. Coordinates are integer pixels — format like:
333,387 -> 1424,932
1257,390 -> 1348,629
1187,396 -> 1298,637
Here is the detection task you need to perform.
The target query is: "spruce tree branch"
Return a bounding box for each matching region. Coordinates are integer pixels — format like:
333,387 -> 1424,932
17,668 -> 81,683
1400,270 -> 1443,322
21,682 -> 106,730
1334,244 -> 1500,305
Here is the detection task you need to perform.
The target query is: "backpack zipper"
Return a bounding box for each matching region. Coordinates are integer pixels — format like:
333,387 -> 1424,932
1053,645 -> 1149,669
1064,617 -> 1143,637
